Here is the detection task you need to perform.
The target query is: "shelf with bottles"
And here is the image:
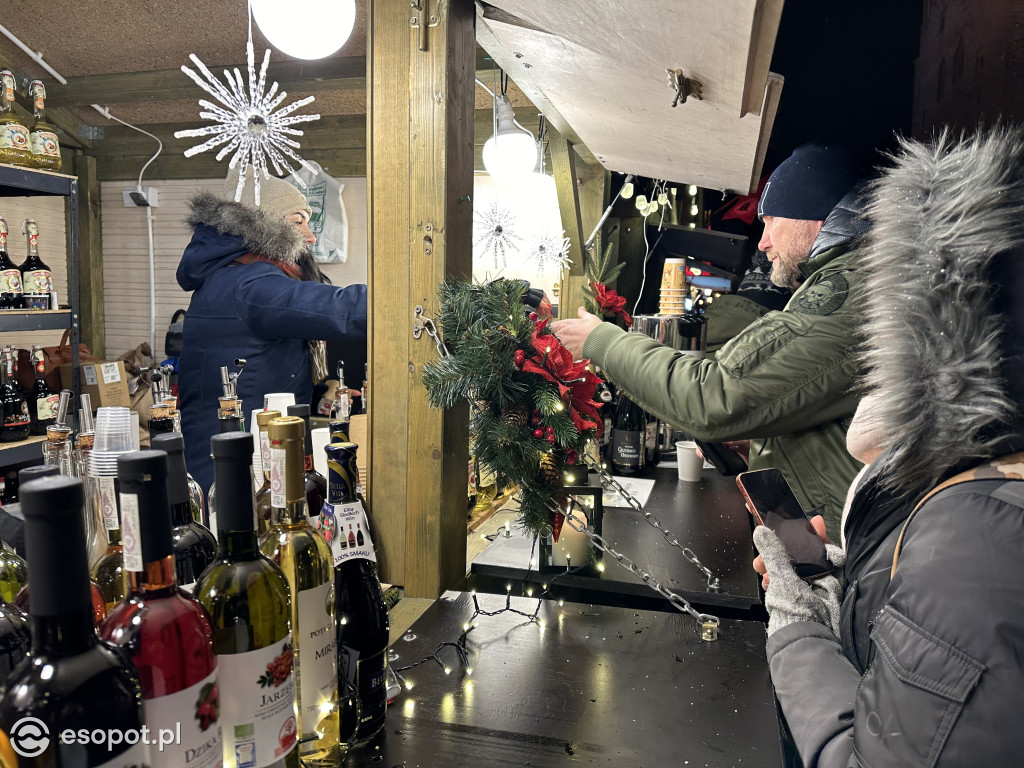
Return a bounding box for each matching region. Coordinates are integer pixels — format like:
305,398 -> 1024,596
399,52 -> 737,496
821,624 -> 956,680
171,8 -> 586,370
0,308 -> 71,331
0,163 -> 75,197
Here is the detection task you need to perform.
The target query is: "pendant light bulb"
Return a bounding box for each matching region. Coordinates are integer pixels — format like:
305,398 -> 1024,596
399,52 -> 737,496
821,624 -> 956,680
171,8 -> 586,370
251,0 -> 357,60
482,95 -> 538,183
620,181 -> 634,199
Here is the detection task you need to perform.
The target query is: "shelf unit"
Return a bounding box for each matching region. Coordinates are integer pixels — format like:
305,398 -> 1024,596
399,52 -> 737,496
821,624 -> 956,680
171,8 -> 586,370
0,163 -> 80,470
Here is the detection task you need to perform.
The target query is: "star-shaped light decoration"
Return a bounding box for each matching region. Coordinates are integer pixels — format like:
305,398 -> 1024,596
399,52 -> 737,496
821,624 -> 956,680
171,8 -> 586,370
474,203 -> 521,268
525,229 -> 572,271
174,37 -> 320,205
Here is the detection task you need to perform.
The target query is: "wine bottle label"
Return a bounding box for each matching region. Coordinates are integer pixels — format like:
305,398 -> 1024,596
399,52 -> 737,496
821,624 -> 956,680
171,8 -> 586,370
143,669 -> 222,768
339,646 -> 387,733
259,429 -> 272,474
324,502 -> 376,565
270,447 -> 286,508
0,268 -> 21,293
120,492 -> 143,571
217,636 -> 297,767
35,393 -> 58,420
0,124 -> 29,151
611,429 -> 642,466
98,476 -> 120,531
94,739 -> 152,768
22,268 -> 51,294
2,401 -> 28,428
29,130 -> 59,157
296,581 -> 337,740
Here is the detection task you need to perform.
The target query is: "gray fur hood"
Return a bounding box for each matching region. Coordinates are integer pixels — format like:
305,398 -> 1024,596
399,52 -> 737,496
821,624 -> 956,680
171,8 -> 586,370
186,191 -> 307,264
859,126 -> 1024,496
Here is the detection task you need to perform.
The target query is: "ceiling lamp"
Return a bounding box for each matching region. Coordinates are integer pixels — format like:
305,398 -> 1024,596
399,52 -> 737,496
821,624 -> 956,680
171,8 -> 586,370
250,0 -> 357,60
482,95 -> 539,183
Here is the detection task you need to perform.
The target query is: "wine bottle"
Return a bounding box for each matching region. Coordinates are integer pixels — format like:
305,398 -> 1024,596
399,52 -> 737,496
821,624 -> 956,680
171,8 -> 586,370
193,432 -> 299,768
0,71 -> 30,168
325,442 -> 389,744
328,420 -> 350,444
609,390 -> 645,475
90,442 -> 135,615
101,450 -> 222,768
0,346 -> 30,442
152,433 -> 217,593
255,409 -> 282,537
0,476 -> 150,766
19,219 -> 51,310
27,79 -> 61,172
0,217 -> 24,309
0,535 -> 27,604
285,404 -> 327,520
148,400 -> 176,438
644,410 -> 661,469
0,599 -> 29,682
27,345 -> 58,435
259,417 -> 340,765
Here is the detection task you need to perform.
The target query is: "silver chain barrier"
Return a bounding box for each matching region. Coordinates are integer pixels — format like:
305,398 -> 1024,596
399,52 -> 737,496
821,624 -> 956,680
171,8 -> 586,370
584,456 -> 720,590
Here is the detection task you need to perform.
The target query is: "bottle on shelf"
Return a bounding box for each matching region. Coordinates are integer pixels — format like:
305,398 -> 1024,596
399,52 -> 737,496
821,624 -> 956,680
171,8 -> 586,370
325,442 -> 389,744
0,476 -> 149,766
0,216 -> 24,309
26,79 -> 61,172
254,409 -> 282,537
101,450 -> 222,768
285,403 -> 327,519
0,345 -> 30,442
609,389 -> 645,475
193,432 -> 299,768
259,416 -> 341,765
152,433 -> 217,593
19,218 -> 51,310
27,344 -> 58,435
11,463 -> 108,626
0,70 -> 30,167
0,598 -> 29,682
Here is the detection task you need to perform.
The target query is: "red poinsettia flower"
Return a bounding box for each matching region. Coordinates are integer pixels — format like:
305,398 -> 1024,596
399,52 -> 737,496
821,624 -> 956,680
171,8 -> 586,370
521,328 -> 603,435
594,283 -> 632,327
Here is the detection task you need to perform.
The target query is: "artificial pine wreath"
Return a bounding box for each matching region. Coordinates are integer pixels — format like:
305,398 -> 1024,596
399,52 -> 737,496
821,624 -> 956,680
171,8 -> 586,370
422,279 -> 602,536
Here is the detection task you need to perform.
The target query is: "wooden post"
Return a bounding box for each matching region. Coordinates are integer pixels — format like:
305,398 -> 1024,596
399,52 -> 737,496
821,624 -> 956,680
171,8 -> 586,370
367,0 -> 474,597
73,154 -> 105,358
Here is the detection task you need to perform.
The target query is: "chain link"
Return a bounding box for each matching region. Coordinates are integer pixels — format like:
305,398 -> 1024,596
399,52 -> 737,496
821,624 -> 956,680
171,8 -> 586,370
585,456 -> 720,590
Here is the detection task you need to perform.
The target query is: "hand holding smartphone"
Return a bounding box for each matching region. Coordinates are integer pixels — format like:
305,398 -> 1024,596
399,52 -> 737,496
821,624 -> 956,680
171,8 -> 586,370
736,468 -> 833,579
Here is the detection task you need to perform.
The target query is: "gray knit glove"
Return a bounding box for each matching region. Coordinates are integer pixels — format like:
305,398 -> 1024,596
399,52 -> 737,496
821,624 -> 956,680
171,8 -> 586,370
753,526 -> 846,637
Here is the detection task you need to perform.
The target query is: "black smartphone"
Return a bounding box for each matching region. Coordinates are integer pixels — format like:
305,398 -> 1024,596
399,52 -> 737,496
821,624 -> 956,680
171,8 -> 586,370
692,439 -> 747,476
735,468 -> 832,579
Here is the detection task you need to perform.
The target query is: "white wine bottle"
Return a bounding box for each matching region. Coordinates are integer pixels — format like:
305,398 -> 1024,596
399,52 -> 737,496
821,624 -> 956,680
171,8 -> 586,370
260,416 -> 340,766
194,432 -> 298,768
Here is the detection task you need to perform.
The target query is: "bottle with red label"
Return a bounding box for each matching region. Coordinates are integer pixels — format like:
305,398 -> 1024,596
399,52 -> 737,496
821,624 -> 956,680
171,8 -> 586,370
20,218 -> 51,310
27,345 -> 58,435
27,79 -> 61,172
0,70 -> 30,167
0,217 -> 23,309
0,346 -> 30,442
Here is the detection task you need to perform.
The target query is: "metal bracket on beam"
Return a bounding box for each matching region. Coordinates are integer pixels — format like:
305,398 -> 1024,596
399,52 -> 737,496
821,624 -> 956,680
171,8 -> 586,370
410,0 -> 439,51
666,69 -> 703,108
79,124 -> 104,140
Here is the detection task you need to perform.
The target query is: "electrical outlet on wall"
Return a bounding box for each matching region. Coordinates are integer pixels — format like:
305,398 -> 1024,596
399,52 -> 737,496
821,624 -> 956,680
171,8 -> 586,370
121,187 -> 159,207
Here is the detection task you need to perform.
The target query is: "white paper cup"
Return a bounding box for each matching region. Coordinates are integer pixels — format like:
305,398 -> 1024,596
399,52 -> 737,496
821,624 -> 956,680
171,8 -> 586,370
249,409 -> 264,485
675,440 -> 703,482
311,427 -> 330,479
263,392 -> 296,414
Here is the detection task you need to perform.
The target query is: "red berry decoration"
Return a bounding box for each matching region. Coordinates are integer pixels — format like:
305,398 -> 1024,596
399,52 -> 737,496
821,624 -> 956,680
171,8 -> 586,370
513,349 -> 526,368
566,453 -> 577,465
529,312 -> 538,322
544,426 -> 554,435
533,428 -> 544,439
545,434 -> 557,444
532,416 -> 542,426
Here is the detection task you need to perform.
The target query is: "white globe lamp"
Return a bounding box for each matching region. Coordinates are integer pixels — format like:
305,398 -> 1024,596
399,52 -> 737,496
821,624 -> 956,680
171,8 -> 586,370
251,0 -> 357,60
482,95 -> 539,183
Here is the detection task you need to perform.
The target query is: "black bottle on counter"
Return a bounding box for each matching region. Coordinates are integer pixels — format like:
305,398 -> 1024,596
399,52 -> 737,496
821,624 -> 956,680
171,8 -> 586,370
609,390 -> 645,475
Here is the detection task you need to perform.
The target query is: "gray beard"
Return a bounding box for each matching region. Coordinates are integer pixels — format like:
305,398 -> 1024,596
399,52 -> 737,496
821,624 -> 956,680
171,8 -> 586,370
769,259 -> 804,290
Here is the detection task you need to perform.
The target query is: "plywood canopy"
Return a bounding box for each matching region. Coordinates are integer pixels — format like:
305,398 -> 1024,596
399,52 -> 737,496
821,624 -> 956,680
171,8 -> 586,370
477,0 -> 784,193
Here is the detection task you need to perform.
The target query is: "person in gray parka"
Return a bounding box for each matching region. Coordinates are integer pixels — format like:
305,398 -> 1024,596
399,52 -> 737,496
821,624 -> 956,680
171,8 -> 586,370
754,125 -> 1024,767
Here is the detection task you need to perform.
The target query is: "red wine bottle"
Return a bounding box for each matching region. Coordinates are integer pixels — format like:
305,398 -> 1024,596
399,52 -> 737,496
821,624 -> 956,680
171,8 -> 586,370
325,442 -> 389,744
285,404 -> 327,519
609,390 -> 645,475
0,599 -> 30,681
27,345 -> 58,435
0,217 -> 23,310
0,476 -> 150,766
152,433 -> 217,592
0,346 -> 30,443
101,450 -> 222,768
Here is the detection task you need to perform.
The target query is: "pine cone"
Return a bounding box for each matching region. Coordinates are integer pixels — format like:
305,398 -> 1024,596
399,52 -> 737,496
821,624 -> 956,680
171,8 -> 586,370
502,402 -> 530,428
537,453 -> 561,486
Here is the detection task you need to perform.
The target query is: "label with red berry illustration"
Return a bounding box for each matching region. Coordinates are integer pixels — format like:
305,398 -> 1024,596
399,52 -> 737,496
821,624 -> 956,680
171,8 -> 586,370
143,669 -> 223,768
327,502 -> 376,566
218,636 -> 297,766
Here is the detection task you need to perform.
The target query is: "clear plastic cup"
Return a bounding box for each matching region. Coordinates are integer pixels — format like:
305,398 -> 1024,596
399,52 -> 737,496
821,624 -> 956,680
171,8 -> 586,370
93,407 -> 135,453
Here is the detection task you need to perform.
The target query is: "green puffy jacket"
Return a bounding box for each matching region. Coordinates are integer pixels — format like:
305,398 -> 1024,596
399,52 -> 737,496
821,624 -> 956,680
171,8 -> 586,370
583,243 -> 865,539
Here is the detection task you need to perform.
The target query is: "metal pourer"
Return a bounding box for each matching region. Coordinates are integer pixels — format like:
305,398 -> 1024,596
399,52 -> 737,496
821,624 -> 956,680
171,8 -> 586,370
220,358 -> 246,398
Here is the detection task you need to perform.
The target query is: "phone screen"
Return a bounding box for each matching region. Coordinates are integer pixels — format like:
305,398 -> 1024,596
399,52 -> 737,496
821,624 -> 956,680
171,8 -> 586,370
736,469 -> 832,579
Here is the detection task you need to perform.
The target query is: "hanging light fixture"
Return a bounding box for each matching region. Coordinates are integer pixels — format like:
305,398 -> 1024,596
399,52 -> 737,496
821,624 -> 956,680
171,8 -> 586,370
250,0 -> 357,60
482,94 -> 540,183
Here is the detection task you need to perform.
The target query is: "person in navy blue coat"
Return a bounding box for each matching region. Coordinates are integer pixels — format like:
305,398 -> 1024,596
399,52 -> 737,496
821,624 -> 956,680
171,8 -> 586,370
176,170 -> 367,491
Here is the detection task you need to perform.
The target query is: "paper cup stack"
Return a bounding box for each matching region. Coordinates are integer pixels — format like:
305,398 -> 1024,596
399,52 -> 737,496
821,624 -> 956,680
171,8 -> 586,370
660,258 -> 687,314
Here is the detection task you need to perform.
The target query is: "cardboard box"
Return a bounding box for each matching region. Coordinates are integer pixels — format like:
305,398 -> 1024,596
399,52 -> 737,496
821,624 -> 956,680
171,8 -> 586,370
59,360 -> 131,408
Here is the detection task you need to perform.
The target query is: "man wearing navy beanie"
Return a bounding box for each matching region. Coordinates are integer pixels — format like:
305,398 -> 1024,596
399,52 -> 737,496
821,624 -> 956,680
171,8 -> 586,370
553,143 -> 870,539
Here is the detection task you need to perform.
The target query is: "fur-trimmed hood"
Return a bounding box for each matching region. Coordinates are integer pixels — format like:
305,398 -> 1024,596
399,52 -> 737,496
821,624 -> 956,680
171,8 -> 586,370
859,126 -> 1024,496
177,192 -> 307,291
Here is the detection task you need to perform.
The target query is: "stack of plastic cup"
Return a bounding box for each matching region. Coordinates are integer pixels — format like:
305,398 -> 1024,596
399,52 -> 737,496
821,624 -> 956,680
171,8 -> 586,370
88,407 -> 136,552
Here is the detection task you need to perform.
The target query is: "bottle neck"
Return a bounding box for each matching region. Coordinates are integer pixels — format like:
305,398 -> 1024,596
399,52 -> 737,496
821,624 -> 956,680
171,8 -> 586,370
169,500 -> 191,527
126,554 -> 177,594
271,499 -> 308,526
219,529 -> 260,561
31,611 -> 97,657
213,454 -> 259,553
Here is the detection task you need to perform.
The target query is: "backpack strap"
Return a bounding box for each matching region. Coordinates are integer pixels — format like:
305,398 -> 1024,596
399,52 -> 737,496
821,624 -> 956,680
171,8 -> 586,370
890,452 -> 1024,579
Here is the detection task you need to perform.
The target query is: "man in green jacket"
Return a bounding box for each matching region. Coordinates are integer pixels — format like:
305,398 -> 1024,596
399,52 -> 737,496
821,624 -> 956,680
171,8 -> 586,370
552,144 -> 869,539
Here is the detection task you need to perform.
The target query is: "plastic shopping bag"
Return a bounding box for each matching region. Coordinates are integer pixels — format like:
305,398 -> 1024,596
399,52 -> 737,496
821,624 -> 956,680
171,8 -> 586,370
288,160 -> 349,263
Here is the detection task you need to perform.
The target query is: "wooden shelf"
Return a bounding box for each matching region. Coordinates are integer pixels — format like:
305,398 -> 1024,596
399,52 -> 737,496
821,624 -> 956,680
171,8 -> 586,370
0,435 -> 46,464
0,163 -> 77,197
0,309 -> 72,332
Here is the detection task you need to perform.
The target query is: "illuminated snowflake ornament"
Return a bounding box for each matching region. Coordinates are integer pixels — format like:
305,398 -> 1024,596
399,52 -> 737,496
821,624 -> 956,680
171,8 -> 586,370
474,203 -> 521,268
525,229 -> 572,271
173,36 -> 320,205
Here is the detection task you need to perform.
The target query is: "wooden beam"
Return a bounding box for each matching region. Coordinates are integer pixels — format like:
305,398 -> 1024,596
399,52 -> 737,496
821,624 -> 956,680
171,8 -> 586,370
73,154 -> 105,358
94,148 -> 367,181
551,128 -> 588,319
